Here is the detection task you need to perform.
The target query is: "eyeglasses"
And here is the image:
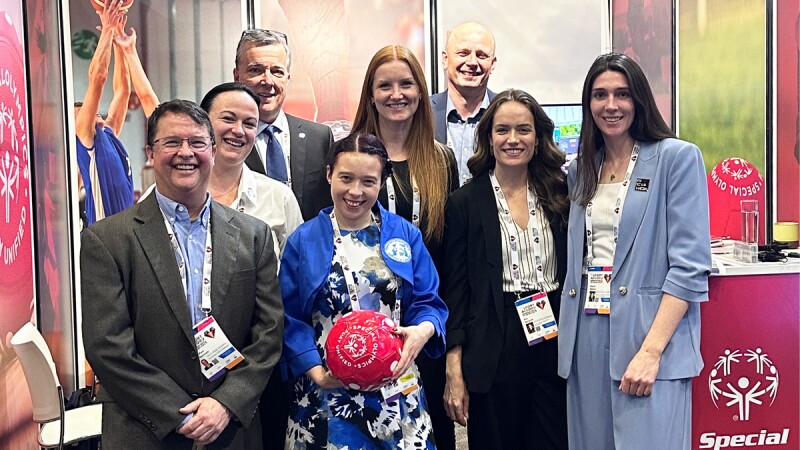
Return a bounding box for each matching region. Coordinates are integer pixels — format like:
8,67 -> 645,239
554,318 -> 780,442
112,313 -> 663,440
240,29 -> 288,45
152,136 -> 213,152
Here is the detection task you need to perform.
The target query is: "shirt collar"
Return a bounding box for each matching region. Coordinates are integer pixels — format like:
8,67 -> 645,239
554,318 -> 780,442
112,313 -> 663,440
235,165 -> 259,209
446,91 -> 491,122
257,109 -> 289,136
154,188 -> 211,227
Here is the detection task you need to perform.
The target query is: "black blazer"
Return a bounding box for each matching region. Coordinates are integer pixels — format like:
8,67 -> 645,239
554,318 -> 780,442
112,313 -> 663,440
441,172 -> 567,393
245,114 -> 334,220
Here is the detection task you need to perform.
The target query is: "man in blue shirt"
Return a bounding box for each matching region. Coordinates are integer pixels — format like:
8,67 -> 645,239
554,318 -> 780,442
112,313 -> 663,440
81,99 -> 283,449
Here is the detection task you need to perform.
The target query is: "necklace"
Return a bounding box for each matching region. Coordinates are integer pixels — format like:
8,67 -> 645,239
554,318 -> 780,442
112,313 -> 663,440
505,186 -> 528,199
606,154 -> 631,181
211,182 -> 238,201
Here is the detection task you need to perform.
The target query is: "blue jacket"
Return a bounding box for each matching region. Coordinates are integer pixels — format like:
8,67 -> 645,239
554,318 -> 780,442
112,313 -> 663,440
280,204 -> 448,379
558,138 -> 712,381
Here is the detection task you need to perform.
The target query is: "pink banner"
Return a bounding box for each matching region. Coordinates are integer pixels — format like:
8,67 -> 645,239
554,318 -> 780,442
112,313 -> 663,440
692,274 -> 799,449
0,3 -> 37,448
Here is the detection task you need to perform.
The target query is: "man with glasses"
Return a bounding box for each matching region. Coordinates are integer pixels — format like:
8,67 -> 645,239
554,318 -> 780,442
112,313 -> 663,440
431,21 -> 497,187
81,99 -> 284,450
234,29 -> 334,221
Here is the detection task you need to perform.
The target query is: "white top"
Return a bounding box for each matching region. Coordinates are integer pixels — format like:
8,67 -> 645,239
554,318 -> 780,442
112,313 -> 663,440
498,192 -> 560,293
140,164 -> 303,259
587,182 -> 623,267
231,165 -> 303,257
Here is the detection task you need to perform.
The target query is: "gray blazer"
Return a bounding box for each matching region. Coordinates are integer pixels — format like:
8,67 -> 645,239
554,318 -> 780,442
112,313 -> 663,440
244,113 -> 334,221
81,194 -> 283,449
557,138 -> 711,381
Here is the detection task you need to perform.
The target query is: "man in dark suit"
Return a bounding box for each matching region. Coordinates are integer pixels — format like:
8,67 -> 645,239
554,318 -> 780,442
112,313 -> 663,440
234,29 -> 334,221
81,100 -> 283,449
431,22 -> 497,187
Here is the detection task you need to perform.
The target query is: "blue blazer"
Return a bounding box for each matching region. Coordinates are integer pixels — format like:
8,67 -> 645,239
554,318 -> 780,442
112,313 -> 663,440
557,138 -> 712,381
430,89 -> 496,145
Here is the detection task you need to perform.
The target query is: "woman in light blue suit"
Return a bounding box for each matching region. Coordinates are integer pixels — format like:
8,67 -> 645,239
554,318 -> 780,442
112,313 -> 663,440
558,53 -> 711,449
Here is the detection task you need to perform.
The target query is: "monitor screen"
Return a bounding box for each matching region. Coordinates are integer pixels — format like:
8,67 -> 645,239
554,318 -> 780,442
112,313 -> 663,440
542,104 -> 582,164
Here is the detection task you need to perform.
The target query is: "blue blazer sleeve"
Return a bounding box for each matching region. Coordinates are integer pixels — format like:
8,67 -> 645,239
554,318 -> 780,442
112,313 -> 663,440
279,232 -> 323,378
662,142 -> 711,301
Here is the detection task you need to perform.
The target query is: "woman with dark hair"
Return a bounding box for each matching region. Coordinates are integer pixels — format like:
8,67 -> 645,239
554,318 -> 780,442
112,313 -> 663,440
558,53 -> 711,449
351,44 -> 459,447
280,132 -> 447,449
141,82 -> 303,258
442,88 -> 569,449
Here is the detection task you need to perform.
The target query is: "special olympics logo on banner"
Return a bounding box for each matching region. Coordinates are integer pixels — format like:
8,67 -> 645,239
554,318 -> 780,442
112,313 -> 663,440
708,348 -> 779,421
0,11 -> 30,268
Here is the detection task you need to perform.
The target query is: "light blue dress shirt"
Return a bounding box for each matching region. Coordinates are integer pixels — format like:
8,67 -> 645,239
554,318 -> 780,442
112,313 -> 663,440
154,189 -> 212,326
446,93 -> 491,186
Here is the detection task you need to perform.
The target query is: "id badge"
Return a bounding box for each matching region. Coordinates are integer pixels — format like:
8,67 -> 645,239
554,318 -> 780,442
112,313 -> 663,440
515,292 -> 558,346
380,370 -> 419,403
584,266 -> 612,314
193,316 -> 244,381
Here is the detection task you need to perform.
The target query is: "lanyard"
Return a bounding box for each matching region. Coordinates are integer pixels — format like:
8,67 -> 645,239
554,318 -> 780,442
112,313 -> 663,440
163,215 -> 213,317
584,142 -> 640,265
489,171 -> 545,295
385,174 -> 420,227
329,211 -> 401,324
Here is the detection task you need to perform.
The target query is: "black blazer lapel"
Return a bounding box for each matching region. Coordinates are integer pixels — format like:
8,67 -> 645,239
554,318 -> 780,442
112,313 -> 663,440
209,203 -> 239,318
474,174 -> 506,330
133,195 -> 195,344
286,115 -> 308,206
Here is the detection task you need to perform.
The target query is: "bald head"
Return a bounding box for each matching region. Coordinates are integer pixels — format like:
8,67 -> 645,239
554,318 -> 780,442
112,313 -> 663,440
442,22 -> 496,94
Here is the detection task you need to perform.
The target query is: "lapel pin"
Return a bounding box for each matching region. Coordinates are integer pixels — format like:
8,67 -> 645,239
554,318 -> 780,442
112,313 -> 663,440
635,178 -> 650,192
298,132 -> 306,139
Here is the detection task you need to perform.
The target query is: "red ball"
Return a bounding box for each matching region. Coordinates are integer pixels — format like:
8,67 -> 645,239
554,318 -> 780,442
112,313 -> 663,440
90,0 -> 134,12
707,157 -> 765,243
325,310 -> 403,391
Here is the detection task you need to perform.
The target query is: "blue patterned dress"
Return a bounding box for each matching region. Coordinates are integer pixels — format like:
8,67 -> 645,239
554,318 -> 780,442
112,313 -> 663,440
285,224 -> 436,450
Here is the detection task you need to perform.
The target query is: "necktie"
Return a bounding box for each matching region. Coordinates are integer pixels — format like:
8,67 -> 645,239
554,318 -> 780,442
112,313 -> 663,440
265,125 -> 288,183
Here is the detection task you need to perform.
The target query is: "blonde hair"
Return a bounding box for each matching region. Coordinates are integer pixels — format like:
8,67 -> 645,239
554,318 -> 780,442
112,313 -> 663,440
352,45 -> 451,243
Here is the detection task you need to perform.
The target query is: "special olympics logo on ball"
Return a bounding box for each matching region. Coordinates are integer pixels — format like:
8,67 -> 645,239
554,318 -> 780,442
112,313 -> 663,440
325,310 -> 402,391
708,348 -> 779,422
343,333 -> 368,359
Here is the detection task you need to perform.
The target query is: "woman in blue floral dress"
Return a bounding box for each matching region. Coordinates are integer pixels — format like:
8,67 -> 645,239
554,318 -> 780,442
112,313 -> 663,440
280,132 -> 448,449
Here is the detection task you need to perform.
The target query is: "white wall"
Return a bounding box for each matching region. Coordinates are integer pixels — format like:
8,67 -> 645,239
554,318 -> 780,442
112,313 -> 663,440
436,0 -> 609,104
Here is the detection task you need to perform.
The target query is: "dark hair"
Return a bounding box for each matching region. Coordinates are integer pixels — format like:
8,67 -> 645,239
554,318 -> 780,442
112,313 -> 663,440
574,53 -> 675,206
327,132 -> 393,183
200,82 -> 260,113
146,99 -> 215,146
235,29 -> 292,70
468,88 -> 569,224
